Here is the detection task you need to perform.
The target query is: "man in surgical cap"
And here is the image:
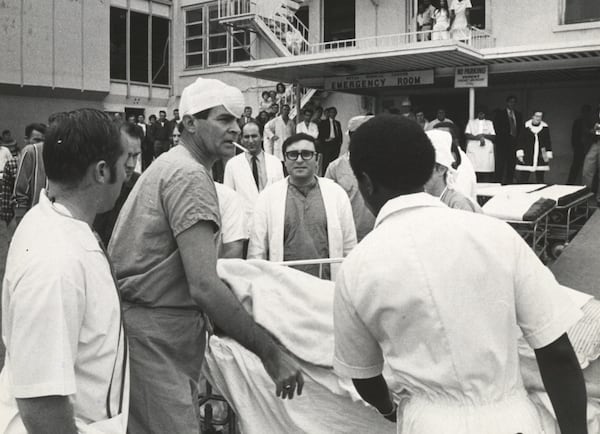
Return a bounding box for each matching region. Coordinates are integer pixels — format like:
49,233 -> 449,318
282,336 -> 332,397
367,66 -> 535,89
109,78 -> 304,433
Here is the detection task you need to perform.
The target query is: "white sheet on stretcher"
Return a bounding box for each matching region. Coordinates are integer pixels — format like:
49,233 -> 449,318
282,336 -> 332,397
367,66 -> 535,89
477,183 -> 546,198
527,184 -> 587,203
481,193 -> 549,221
206,259 -> 395,434
208,260 -> 600,434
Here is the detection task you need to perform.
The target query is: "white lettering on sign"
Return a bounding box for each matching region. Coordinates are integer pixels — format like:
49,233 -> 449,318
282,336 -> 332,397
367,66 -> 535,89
455,65 -> 488,88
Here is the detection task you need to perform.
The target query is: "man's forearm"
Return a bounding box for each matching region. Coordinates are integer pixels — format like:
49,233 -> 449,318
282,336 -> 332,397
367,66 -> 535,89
192,275 -> 278,359
17,395 -> 77,434
535,333 -> 588,434
352,375 -> 394,414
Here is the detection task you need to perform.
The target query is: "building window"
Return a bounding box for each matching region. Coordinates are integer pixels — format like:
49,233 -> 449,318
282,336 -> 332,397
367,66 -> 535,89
109,7 -> 170,86
324,0 -> 355,42
563,0 -> 600,24
470,0 -> 486,29
185,3 -> 251,69
110,8 -> 127,80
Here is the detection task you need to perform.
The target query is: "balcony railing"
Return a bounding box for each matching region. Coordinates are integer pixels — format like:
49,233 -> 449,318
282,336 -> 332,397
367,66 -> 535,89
304,26 -> 495,55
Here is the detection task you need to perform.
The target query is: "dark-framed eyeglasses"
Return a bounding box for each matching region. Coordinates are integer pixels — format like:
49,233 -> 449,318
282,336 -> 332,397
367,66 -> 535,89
285,150 -> 315,161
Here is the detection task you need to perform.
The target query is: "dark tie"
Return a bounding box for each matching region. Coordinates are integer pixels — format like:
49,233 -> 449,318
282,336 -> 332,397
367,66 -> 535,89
509,110 -> 517,137
252,156 -> 259,189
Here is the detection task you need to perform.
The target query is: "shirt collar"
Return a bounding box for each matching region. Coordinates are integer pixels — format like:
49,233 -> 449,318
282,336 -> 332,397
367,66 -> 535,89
245,150 -> 264,162
39,190 -> 103,252
375,192 -> 446,228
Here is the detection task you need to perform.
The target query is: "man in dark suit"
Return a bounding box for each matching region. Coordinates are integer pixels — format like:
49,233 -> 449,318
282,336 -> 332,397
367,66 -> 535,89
237,106 -> 255,131
493,95 -> 523,184
318,107 -> 343,174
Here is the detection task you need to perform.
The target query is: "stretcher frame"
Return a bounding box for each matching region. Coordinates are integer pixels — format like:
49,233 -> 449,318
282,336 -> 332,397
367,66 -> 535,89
504,207 -> 553,261
547,192 -> 593,246
275,257 -> 345,279
198,381 -> 238,434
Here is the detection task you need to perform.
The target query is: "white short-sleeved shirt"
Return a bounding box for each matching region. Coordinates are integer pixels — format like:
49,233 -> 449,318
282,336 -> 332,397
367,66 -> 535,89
296,121 -> 319,139
0,191 -> 128,433
215,182 -> 248,245
333,193 -> 581,431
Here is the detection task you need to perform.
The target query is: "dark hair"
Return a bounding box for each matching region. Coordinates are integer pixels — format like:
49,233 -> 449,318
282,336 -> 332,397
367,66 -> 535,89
119,121 -> 144,141
173,108 -> 179,113
433,121 -> 462,168
349,115 -> 435,191
282,133 -> 316,155
48,112 -> 68,126
1,130 -> 9,136
506,95 -> 517,102
177,121 -> 184,133
276,82 -> 286,92
159,110 -> 166,116
244,106 -> 252,111
262,91 -> 270,98
25,123 -> 47,138
149,114 -> 157,121
43,108 -> 123,187
475,105 -> 488,117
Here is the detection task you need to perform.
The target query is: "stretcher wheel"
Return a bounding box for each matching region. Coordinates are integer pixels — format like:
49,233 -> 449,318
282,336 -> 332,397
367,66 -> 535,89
547,241 -> 566,260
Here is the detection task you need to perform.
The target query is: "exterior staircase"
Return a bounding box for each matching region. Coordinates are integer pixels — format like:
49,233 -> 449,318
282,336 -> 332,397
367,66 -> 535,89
218,0 -> 316,114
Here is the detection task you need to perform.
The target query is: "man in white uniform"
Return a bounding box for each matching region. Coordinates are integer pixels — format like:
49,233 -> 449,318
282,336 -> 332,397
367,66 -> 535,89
224,121 -> 284,236
264,103 -> 295,161
333,114 -> 587,433
0,109 -> 130,433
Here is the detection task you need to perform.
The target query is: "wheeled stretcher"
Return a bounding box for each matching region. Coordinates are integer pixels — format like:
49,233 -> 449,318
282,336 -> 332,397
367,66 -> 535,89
200,258 -> 396,434
477,184 -> 593,260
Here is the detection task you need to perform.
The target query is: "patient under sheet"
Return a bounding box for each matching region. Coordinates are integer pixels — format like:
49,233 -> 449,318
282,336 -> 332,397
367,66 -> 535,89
208,259 -> 600,433
207,259 -> 395,434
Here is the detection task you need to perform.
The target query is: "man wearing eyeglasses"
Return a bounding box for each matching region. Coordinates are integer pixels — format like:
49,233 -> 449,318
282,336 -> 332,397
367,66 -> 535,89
248,133 -> 356,280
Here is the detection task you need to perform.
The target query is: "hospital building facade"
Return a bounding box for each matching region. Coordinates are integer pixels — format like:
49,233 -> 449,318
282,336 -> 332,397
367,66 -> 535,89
1,0 -> 599,183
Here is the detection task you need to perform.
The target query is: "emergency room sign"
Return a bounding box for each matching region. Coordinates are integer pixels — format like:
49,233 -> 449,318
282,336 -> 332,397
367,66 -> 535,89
324,70 -> 434,90
454,66 -> 488,88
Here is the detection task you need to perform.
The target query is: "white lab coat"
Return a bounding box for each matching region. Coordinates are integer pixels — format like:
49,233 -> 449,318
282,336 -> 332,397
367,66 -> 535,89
248,177 -> 357,279
223,152 -> 284,234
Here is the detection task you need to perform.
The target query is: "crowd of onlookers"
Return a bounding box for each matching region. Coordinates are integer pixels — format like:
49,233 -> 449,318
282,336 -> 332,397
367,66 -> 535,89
399,97 -> 600,196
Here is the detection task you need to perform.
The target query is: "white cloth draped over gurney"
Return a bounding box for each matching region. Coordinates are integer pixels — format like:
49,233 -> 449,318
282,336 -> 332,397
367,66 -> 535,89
208,259 -> 600,433
206,259 -> 396,434
519,286 -> 600,434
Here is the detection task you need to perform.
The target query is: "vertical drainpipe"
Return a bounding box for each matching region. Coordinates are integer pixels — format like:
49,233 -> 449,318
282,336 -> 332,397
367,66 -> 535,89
81,0 -> 85,91
20,0 -> 24,87
126,0 -> 131,98
169,4 -> 173,98
52,0 -> 55,89
148,0 -> 153,101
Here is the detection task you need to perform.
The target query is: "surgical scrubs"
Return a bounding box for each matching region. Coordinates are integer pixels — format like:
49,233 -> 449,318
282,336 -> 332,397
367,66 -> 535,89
109,145 -> 221,433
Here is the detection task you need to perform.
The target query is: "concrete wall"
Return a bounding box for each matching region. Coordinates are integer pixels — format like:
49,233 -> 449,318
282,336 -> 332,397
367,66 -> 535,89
489,0 -> 600,47
0,94 -> 104,151
356,0 -> 407,40
0,0 -> 110,92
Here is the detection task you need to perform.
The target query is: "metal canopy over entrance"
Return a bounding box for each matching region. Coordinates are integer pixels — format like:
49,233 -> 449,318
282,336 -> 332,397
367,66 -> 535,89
224,41 -> 600,91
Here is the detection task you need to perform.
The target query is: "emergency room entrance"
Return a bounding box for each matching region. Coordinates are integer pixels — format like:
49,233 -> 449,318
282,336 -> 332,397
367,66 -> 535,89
410,91 -> 470,130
